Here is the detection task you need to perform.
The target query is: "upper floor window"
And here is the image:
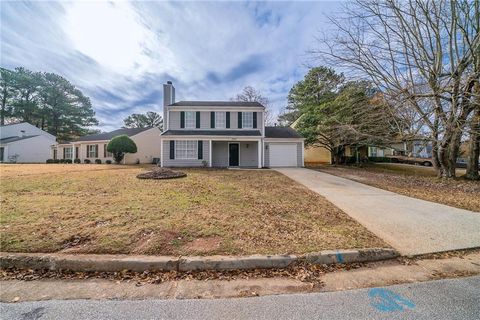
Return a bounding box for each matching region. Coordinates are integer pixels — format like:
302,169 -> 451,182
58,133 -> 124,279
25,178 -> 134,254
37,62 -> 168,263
185,111 -> 195,129
242,112 -> 253,129
215,112 -> 226,128
87,145 -> 98,158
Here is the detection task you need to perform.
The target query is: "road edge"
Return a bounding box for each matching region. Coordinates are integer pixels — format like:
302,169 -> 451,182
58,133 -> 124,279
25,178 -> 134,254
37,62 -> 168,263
0,248 -> 398,273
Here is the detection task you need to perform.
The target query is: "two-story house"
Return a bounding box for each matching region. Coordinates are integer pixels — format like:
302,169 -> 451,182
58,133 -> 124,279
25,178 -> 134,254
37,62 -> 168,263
160,82 -> 304,168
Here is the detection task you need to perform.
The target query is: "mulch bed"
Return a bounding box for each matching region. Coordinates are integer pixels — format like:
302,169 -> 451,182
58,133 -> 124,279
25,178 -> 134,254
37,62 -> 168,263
136,168 -> 187,180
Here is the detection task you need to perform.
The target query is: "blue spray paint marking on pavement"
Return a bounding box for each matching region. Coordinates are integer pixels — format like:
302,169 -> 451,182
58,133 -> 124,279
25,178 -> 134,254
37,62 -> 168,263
335,251 -> 344,263
368,288 -> 416,312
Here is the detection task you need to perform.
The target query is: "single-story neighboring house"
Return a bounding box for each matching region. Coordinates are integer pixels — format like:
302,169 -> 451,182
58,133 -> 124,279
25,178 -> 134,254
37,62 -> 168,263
0,122 -> 56,163
52,127 -> 161,164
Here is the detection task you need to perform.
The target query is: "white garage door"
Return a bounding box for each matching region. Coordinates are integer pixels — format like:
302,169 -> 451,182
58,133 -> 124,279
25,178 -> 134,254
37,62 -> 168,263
269,143 -> 298,167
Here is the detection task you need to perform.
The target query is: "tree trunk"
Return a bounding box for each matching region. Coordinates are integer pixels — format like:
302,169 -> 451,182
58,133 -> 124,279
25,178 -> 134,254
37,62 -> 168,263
466,109 -> 480,180
331,146 -> 345,165
431,140 -> 442,178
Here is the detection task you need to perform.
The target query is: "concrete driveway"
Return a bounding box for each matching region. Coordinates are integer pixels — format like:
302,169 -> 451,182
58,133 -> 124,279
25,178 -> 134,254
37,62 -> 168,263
276,168 -> 480,256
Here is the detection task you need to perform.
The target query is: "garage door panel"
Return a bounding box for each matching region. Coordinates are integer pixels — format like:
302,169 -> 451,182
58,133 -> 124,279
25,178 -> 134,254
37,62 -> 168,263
269,143 -> 297,167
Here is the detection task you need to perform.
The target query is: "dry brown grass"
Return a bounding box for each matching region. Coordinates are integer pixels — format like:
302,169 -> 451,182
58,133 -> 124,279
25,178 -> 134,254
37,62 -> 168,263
0,164 -> 385,256
316,163 -> 480,212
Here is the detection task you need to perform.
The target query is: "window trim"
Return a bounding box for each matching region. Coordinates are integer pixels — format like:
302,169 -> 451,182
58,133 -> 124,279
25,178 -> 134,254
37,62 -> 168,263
87,144 -> 98,158
64,147 -> 73,159
242,112 -> 254,129
185,111 -> 196,129
215,111 -> 226,129
175,140 -> 198,160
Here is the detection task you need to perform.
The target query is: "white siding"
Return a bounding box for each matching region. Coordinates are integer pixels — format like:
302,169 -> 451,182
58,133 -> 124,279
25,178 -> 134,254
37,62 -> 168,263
2,135 -> 53,163
162,140 -> 210,167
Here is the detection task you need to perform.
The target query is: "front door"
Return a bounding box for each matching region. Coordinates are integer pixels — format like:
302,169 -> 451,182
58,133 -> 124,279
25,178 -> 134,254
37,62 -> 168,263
229,143 -> 239,166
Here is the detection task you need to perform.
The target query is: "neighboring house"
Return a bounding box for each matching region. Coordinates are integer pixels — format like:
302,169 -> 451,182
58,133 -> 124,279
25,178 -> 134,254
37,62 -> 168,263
303,146 -> 332,165
160,82 -> 304,168
289,116 -> 332,165
52,127 -> 161,164
0,122 -> 56,163
411,140 -> 433,158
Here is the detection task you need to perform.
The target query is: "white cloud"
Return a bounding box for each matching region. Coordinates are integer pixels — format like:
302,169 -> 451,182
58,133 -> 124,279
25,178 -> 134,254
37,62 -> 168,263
64,2 -> 145,72
1,0 -> 342,131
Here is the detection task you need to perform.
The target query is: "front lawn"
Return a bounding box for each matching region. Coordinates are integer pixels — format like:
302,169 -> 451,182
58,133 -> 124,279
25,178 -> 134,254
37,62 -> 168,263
316,163 -> 480,212
0,165 -> 385,256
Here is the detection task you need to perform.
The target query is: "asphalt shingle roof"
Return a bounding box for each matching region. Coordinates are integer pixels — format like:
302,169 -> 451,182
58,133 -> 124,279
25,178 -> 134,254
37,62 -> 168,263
73,127 -> 153,142
161,130 -> 262,136
0,135 -> 39,144
265,126 -> 302,138
169,101 -> 264,108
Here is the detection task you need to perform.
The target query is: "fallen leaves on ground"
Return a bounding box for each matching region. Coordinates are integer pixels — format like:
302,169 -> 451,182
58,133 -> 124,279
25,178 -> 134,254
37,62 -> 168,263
0,261 -> 368,287
317,164 -> 480,212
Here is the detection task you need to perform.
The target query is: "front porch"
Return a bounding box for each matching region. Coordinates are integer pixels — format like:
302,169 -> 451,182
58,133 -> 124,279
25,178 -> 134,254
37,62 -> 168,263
211,141 -> 260,168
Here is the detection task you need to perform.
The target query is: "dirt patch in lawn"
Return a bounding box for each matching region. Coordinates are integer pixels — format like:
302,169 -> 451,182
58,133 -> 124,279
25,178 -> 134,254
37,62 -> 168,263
315,164 -> 480,212
184,237 -> 222,253
0,164 -> 386,256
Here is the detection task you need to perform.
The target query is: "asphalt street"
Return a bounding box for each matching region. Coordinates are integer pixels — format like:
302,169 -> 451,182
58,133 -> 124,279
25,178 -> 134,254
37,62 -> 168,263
1,276 -> 479,320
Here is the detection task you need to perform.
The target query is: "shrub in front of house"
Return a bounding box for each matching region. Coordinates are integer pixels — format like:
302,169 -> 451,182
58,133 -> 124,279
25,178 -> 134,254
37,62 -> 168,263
95,159 -> 102,164
107,135 -> 137,164
64,159 -> 73,164
84,159 -> 91,164
46,159 -> 55,163
53,159 -> 60,163
105,160 -> 112,164
74,158 -> 81,164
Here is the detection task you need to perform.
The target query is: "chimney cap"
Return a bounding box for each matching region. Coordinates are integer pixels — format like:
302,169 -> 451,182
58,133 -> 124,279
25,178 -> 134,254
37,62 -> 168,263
166,81 -> 173,85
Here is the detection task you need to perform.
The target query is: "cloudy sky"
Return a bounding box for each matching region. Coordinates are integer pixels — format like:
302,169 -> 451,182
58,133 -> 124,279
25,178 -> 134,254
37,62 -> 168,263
1,1 -> 342,131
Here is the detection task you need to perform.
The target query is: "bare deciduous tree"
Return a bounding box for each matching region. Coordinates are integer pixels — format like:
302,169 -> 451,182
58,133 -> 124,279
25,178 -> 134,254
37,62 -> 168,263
316,0 -> 480,178
232,86 -> 275,125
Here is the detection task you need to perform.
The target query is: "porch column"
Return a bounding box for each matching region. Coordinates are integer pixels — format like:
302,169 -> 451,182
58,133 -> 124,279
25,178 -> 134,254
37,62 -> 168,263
257,140 -> 262,168
209,140 -> 212,167
72,145 -> 75,162
160,139 -> 164,167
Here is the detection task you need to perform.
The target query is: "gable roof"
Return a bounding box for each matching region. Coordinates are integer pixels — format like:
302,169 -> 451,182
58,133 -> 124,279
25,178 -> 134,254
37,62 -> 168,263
169,101 -> 264,108
265,126 -> 302,139
0,135 -> 39,144
73,127 -> 153,142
